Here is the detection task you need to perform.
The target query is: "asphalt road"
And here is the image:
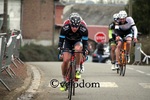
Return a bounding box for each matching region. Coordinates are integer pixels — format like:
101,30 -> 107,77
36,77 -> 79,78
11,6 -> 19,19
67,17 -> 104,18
26,62 -> 150,100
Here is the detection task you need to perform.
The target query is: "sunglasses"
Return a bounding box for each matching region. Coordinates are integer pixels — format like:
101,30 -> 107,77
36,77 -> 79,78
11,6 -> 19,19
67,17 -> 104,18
70,24 -> 79,28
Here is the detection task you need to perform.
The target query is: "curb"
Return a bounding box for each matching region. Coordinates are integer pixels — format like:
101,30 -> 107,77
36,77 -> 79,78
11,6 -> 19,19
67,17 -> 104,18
3,64 -> 33,100
17,64 -> 41,100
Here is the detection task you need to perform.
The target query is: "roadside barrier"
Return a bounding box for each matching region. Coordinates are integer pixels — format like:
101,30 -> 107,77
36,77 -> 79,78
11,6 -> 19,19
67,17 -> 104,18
133,43 -> 150,65
0,29 -> 23,91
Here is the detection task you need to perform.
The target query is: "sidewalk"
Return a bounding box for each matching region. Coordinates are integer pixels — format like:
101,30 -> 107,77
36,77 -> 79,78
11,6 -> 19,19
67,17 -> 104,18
0,60 -> 32,100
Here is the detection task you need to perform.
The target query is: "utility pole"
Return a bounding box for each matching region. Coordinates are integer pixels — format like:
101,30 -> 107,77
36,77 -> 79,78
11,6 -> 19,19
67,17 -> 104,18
129,0 -> 132,17
3,0 -> 8,33
52,0 -> 56,46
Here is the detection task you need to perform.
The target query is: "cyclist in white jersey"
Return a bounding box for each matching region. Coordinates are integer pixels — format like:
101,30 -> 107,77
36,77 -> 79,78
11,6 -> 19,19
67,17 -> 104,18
114,10 -> 138,69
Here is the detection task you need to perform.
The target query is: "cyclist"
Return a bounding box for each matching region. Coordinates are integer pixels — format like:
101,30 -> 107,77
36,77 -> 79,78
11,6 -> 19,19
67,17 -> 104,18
62,13 -> 87,74
114,10 -> 138,69
58,12 -> 88,91
108,13 -> 119,70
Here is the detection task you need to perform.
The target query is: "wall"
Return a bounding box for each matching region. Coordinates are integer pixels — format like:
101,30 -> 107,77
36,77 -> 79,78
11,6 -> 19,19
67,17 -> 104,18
22,0 -> 54,40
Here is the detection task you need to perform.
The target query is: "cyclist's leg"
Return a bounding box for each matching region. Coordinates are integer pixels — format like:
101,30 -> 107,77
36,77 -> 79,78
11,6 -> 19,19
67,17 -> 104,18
110,42 -> 116,69
60,41 -> 72,91
110,41 -> 116,62
74,41 -> 83,79
115,38 -> 122,69
125,34 -> 133,63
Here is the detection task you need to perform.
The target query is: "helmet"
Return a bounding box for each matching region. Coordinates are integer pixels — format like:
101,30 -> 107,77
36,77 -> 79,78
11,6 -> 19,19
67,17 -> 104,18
113,13 -> 119,21
69,12 -> 81,19
118,10 -> 127,19
69,13 -> 81,27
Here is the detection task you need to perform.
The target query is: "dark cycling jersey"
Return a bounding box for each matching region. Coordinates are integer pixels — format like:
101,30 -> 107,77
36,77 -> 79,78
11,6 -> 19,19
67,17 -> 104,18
58,23 -> 88,50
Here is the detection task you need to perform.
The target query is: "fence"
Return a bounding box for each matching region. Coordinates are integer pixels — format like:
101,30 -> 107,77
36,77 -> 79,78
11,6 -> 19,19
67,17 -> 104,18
132,43 -> 150,65
0,29 -> 23,91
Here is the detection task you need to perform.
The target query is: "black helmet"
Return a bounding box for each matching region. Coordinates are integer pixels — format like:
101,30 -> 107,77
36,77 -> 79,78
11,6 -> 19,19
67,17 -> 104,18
69,13 -> 81,28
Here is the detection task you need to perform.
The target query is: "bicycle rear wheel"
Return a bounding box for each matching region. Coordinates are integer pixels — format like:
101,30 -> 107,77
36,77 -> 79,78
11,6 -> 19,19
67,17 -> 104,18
117,68 -> 119,74
119,65 -> 123,76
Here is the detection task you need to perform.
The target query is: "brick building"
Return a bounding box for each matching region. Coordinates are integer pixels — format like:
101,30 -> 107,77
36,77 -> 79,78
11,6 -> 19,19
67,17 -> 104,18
22,0 -> 54,40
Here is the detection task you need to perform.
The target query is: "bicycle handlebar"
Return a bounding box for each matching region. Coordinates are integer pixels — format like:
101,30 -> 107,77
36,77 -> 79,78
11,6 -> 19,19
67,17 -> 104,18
58,48 -> 84,54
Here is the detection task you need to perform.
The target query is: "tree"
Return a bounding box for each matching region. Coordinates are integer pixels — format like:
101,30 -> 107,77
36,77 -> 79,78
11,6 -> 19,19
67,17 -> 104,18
127,0 -> 150,35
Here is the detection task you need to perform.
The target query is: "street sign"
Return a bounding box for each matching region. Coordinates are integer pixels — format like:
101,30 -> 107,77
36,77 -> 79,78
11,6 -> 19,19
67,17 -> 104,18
94,32 -> 106,43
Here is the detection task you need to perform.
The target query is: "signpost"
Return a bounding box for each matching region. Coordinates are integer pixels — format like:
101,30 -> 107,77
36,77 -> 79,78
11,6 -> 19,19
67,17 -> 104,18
94,32 -> 106,43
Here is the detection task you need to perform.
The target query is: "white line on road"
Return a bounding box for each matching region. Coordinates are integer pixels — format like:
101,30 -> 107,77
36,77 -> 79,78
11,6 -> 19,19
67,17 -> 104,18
100,82 -> 118,88
136,70 -> 145,74
146,73 -> 150,76
139,83 -> 150,88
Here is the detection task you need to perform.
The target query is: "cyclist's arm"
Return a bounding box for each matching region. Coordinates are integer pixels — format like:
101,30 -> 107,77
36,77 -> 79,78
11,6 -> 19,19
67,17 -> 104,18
58,25 -> 68,48
81,28 -> 88,53
132,25 -> 138,39
126,17 -> 138,39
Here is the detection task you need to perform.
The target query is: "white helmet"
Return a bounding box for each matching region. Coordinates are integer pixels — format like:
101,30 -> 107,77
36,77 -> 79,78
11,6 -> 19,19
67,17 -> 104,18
118,10 -> 127,19
113,13 -> 119,19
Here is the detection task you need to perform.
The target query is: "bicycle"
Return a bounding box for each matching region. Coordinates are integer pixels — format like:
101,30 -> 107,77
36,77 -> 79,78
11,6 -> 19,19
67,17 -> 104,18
116,37 -> 136,76
59,48 -> 84,100
118,39 -> 127,76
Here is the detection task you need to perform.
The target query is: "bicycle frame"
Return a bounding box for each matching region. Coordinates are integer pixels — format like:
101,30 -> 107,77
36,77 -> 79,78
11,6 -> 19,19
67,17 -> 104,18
61,49 -> 83,100
118,40 -> 127,76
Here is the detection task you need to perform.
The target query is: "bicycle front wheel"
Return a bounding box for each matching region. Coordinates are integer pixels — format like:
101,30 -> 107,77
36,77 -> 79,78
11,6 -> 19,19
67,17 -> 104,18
122,65 -> 126,76
68,80 -> 73,100
119,65 -> 123,76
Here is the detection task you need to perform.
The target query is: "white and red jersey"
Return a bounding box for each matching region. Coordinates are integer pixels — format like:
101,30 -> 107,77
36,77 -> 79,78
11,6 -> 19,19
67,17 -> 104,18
63,19 -> 87,27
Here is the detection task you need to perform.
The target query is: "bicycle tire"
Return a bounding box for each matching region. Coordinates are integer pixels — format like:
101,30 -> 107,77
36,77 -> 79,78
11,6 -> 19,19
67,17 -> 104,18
68,76 -> 73,100
68,66 -> 73,100
122,51 -> 126,76
119,65 -> 123,76
68,81 -> 73,100
117,68 -> 119,74
122,65 -> 126,76
72,58 -> 76,96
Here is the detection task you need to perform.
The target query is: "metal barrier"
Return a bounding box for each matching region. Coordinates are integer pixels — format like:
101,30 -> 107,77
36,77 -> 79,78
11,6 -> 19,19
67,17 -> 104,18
0,33 -> 11,91
132,43 -> 142,65
0,29 -> 23,91
133,43 -> 150,65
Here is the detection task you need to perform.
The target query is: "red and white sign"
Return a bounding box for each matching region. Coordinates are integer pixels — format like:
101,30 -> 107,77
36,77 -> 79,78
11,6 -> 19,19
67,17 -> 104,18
94,32 -> 106,43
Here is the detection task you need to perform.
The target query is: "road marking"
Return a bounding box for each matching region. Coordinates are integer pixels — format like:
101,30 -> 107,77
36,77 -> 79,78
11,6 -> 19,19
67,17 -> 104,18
100,82 -> 118,88
127,67 -> 150,76
139,83 -> 150,88
146,73 -> 150,76
136,70 -> 145,74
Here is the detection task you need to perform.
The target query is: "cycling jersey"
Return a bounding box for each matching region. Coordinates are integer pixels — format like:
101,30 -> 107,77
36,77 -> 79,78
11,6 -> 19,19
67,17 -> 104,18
109,22 -> 116,45
58,23 -> 88,50
116,17 -> 138,38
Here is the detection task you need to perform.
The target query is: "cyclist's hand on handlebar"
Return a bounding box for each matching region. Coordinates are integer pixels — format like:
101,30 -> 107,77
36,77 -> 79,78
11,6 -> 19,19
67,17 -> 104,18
84,49 -> 89,55
133,38 -> 138,43
58,54 -> 63,60
116,36 -> 120,41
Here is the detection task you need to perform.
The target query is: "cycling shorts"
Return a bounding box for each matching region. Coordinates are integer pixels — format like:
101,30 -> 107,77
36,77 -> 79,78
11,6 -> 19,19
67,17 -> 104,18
63,40 -> 82,50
